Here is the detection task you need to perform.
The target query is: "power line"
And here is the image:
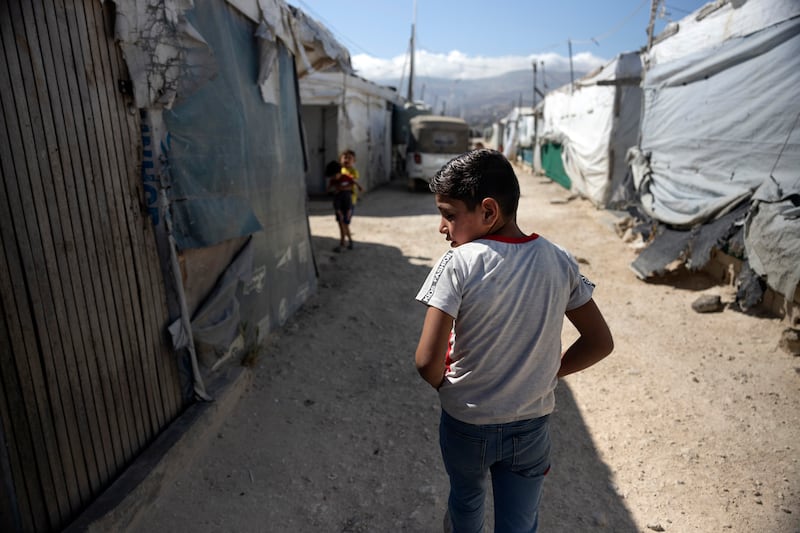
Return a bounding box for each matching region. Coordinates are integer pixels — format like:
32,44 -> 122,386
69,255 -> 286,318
293,0 -> 375,57
590,0 -> 650,43
663,3 -> 694,15
534,0 -> 648,56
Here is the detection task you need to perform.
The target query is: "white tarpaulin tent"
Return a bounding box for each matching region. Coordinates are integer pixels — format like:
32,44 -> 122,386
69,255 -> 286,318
500,107 -> 534,162
516,111 -> 537,152
518,103 -> 543,172
628,0 -> 800,302
540,52 -> 643,207
300,72 -> 399,195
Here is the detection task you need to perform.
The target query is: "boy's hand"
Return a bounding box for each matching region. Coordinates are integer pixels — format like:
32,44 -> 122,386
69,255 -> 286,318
415,306 -> 454,389
559,298 -> 613,377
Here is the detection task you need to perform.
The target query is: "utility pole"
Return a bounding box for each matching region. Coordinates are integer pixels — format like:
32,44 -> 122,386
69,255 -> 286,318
406,0 -> 417,102
407,28 -> 414,101
541,60 -> 547,89
647,0 -> 662,51
532,61 -> 538,166
568,39 -> 574,91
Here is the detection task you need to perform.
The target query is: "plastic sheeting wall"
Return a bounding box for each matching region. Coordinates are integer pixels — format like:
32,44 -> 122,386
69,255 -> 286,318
300,72 -> 397,195
630,0 -> 800,300
540,52 -> 642,207
302,104 -> 339,195
634,11 -> 800,227
500,107 -> 534,161
541,143 -> 571,189
160,0 -> 316,368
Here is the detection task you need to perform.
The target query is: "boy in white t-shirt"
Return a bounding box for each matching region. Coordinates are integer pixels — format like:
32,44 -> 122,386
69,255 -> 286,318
415,149 -> 613,533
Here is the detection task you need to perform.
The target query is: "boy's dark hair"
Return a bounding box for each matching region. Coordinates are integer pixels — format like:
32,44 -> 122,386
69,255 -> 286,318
429,149 -> 520,217
325,160 -> 342,177
340,149 -> 356,159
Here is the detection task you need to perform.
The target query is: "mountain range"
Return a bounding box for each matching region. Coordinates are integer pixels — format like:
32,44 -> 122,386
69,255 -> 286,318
371,68 -> 585,129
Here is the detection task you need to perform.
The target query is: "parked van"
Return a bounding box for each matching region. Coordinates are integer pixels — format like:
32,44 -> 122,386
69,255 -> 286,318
406,115 -> 470,191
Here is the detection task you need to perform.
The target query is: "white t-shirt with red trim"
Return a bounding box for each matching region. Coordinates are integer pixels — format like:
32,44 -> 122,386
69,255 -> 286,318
416,233 -> 595,425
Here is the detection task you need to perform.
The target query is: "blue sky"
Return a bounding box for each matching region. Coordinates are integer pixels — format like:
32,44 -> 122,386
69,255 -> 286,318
289,0 -> 709,80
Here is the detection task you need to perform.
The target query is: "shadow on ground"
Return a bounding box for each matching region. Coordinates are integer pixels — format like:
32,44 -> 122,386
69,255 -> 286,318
302,224 -> 638,531
643,265 -> 724,291
544,385 -> 637,531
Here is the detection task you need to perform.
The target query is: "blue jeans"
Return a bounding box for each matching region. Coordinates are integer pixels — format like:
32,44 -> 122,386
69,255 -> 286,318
439,410 -> 551,533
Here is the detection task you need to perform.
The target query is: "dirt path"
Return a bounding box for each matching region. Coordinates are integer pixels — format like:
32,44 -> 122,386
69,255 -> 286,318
132,167 -> 799,532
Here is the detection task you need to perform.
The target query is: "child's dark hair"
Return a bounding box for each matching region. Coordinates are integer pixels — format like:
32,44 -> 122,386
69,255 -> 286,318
325,160 -> 342,177
429,149 -> 520,217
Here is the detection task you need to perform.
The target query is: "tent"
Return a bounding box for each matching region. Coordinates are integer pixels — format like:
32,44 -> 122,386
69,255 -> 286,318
517,105 -> 543,171
627,0 -> 800,308
116,0 -> 352,394
299,72 -> 400,195
539,51 -> 643,207
486,121 -> 505,152
499,106 -> 534,162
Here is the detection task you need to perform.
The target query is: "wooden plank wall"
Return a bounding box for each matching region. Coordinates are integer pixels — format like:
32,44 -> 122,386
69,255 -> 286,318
0,1 -> 185,531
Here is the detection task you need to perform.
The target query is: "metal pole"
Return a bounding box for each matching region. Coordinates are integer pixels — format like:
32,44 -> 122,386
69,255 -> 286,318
532,62 -> 538,171
541,60 -> 546,89
407,0 -> 418,102
646,0 -> 661,51
407,26 -> 415,102
568,39 -> 574,90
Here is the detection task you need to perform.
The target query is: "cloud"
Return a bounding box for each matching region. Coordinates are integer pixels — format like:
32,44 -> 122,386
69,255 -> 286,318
352,49 -> 608,81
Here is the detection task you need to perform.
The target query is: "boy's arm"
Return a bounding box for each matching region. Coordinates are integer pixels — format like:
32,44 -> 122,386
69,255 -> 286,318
559,298 -> 613,378
327,174 -> 338,192
415,306 -> 454,389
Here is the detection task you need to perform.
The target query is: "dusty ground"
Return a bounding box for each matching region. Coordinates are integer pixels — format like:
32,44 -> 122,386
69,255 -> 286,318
131,166 -> 799,532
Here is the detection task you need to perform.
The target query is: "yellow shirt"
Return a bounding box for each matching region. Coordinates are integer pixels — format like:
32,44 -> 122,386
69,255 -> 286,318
342,167 -> 360,205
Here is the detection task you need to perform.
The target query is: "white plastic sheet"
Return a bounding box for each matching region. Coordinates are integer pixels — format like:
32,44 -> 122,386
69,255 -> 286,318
541,52 -> 642,207
634,15 -> 800,227
632,0 -> 800,299
300,72 -> 399,191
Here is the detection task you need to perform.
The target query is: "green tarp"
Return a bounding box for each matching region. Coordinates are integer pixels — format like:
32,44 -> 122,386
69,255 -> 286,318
541,142 -> 571,189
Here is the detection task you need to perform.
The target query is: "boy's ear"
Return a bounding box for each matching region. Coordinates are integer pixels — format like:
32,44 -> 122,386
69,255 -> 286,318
481,198 -> 500,226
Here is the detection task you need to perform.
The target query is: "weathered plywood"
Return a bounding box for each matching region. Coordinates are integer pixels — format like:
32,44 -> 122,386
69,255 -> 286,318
0,1 -> 186,531
1,0 -> 79,525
